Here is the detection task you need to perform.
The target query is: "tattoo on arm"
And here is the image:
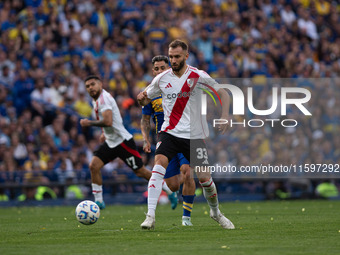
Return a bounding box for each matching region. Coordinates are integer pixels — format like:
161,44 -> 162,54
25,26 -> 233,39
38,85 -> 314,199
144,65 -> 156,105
141,115 -> 151,141
89,120 -> 110,127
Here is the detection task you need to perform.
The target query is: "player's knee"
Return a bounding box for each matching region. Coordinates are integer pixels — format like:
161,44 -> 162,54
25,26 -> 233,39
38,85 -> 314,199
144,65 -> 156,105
181,165 -> 192,180
89,161 -> 100,173
154,155 -> 169,169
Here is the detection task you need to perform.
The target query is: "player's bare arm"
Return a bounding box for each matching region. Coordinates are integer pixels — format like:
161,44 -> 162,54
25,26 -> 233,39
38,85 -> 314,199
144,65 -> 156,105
137,91 -> 151,106
80,109 -> 113,127
99,133 -> 105,143
216,88 -> 230,134
141,114 -> 152,153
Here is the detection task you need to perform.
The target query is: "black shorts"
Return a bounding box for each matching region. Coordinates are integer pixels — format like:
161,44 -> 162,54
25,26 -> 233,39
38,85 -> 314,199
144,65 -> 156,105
155,132 -> 209,167
94,139 -> 143,171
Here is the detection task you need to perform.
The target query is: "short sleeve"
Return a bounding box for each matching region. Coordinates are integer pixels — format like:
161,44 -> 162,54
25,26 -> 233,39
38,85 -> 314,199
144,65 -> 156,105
198,70 -> 219,89
98,93 -> 112,113
100,105 -> 111,113
145,75 -> 162,99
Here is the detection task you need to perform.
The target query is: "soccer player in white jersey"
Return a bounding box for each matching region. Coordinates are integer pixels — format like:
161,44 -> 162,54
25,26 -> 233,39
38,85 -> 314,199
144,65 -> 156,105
80,75 -> 176,209
137,40 -> 235,230
141,55 -> 196,226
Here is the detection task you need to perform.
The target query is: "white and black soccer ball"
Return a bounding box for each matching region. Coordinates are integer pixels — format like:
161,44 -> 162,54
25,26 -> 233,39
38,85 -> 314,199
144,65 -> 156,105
75,200 -> 100,225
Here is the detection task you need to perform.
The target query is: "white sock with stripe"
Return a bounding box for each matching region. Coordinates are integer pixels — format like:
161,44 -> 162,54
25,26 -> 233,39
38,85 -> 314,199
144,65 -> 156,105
92,183 -> 103,202
200,177 -> 219,217
147,165 -> 166,218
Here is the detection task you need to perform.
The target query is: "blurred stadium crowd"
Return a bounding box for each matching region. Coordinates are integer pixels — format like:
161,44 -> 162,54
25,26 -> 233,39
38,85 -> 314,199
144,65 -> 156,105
0,0 -> 339,201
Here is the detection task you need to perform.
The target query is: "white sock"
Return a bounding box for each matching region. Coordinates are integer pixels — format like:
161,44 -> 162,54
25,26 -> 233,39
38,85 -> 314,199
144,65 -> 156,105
162,180 -> 173,195
147,165 -> 166,218
200,177 -> 219,216
92,183 -> 103,202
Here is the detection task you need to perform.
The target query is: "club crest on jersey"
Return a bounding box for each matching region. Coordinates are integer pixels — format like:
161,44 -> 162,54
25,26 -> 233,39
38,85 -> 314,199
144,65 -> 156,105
187,79 -> 194,88
156,141 -> 162,150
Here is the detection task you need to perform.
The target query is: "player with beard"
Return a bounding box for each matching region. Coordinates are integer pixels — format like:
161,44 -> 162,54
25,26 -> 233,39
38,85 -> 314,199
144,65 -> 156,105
80,75 -> 177,209
137,40 -> 235,230
141,55 -> 196,226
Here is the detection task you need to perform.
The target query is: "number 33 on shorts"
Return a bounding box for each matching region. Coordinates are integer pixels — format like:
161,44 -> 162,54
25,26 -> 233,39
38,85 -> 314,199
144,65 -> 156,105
196,148 -> 208,159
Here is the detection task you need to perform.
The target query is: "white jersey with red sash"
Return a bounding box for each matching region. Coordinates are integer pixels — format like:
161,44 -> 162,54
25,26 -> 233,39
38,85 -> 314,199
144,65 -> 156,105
92,89 -> 133,148
146,65 -> 219,139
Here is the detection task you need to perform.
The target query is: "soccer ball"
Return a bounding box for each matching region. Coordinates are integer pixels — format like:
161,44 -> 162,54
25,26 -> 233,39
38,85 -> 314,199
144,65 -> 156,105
75,200 -> 100,225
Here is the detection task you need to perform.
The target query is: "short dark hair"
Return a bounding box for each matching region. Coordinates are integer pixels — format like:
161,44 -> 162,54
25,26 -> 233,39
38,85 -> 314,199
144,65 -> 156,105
169,39 -> 188,51
152,55 -> 169,65
84,75 -> 101,83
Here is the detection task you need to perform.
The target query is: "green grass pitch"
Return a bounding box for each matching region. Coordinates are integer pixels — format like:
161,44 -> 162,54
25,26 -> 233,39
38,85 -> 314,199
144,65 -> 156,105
1,200 -> 339,255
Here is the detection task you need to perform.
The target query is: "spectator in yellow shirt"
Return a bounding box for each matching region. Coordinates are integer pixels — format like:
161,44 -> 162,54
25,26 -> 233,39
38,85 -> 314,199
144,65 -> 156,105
315,0 -> 331,16
73,92 -> 92,118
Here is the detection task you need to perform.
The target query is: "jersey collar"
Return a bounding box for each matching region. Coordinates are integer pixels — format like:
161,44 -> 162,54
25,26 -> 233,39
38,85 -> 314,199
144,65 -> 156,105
170,65 -> 190,77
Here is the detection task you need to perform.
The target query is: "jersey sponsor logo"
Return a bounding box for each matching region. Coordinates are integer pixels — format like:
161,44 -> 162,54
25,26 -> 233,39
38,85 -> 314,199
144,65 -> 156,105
156,141 -> 162,149
165,83 -> 172,89
149,184 -> 156,189
166,90 -> 196,99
